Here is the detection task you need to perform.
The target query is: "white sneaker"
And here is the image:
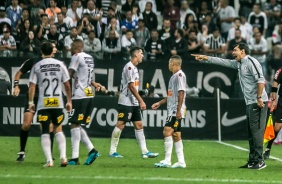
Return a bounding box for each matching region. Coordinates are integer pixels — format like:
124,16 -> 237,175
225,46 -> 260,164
154,160 -> 171,168
171,162 -> 186,168
43,161 -> 54,167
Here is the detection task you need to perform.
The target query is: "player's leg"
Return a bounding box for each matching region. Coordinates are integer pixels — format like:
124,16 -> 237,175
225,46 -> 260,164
132,106 -> 158,158
52,109 -> 67,167
49,123 -> 54,155
81,98 -> 100,165
38,110 -> 53,167
109,104 -> 127,157
68,99 -> 82,165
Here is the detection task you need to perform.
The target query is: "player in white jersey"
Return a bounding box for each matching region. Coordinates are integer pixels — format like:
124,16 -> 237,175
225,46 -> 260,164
28,42 -> 72,167
152,55 -> 187,168
109,46 -> 159,158
68,39 -> 106,165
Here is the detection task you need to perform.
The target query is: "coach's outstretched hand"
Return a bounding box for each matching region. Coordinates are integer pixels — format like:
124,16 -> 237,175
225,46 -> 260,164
191,54 -> 209,61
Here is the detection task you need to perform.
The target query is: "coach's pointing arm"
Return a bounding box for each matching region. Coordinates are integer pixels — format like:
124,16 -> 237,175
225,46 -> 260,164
191,54 -> 237,69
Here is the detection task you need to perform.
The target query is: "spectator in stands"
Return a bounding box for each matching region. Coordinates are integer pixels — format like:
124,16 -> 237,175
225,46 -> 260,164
55,12 -> 69,38
101,6 -> 120,28
197,1 -> 212,25
122,0 -> 137,13
0,70 -> 11,95
6,0 -> 22,35
104,17 -> 121,38
226,29 -> 247,59
239,14 -> 253,42
36,13 -> 50,40
163,0 -> 180,31
197,24 -> 209,45
203,27 -> 226,57
18,19 -> 32,42
133,19 -> 150,48
121,29 -> 137,60
0,6 -> 11,26
102,29 -> 121,60
139,0 -> 157,14
216,0 -> 235,40
28,0 -> 46,25
167,28 -> 187,60
19,30 -> 41,57
239,0 -> 256,18
16,8 -> 29,34
121,10 -> 138,34
61,5 -> 74,28
263,0 -> 281,38
147,85 -> 159,98
271,21 -> 282,69
249,31 -> 268,76
84,30 -> 102,59
110,1 -> 124,24
144,29 -> 166,62
159,19 -> 174,45
83,0 -> 101,26
182,13 -> 197,37
43,24 -> 64,57
142,2 -> 158,32
248,3 -> 268,37
179,0 -> 196,30
227,17 -> 248,43
0,27 -> 17,57
77,14 -> 95,40
131,4 -> 142,22
96,0 -> 112,18
187,29 -> 202,57
66,0 -> 82,26
64,26 -> 83,58
45,0 -> 61,21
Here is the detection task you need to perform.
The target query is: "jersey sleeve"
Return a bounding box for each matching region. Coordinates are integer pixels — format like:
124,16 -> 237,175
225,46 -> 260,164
177,72 -> 186,92
274,68 -> 282,83
19,58 -> 34,74
68,54 -> 80,71
29,65 -> 37,84
125,65 -> 135,84
61,63 -> 70,83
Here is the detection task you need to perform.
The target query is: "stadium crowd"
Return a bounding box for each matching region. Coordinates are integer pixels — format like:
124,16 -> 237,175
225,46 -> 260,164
0,0 -> 282,84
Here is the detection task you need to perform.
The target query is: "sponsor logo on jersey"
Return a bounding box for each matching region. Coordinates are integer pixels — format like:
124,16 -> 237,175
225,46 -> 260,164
38,115 -> 48,121
44,97 -> 59,107
118,113 -> 124,118
86,116 -> 91,123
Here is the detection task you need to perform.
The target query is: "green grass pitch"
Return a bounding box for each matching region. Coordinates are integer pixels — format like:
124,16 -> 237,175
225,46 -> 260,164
1,137 -> 282,184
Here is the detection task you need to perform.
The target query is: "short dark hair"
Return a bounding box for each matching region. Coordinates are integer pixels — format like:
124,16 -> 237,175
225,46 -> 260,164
234,43 -> 250,55
130,46 -> 142,57
41,42 -> 53,55
233,17 -> 241,22
176,28 -> 184,37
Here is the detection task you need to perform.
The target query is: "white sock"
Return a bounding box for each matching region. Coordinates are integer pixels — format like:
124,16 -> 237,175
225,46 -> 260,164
41,134 -> 52,163
135,129 -> 148,154
55,132 -> 66,159
164,136 -> 173,163
70,127 -> 81,159
109,127 -> 122,154
80,127 -> 94,152
174,140 -> 185,164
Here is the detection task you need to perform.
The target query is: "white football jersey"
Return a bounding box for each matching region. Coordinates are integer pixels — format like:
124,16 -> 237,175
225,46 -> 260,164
29,58 -> 70,110
69,52 -> 94,99
167,70 -> 187,118
118,61 -> 139,106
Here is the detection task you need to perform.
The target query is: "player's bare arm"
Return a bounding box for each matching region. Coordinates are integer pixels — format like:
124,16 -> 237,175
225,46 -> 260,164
64,81 -> 72,112
28,82 -> 36,113
91,81 -> 108,93
257,83 -> 265,108
270,81 -> 279,112
176,90 -> 185,120
191,54 -> 209,61
13,70 -> 23,97
68,69 -> 75,78
128,82 -> 146,110
151,98 -> 167,110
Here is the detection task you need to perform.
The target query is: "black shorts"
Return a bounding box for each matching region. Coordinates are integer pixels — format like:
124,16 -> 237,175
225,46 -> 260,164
24,94 -> 38,113
274,98 -> 282,123
117,104 -> 142,122
165,116 -> 183,132
37,108 -> 65,125
68,98 -> 92,124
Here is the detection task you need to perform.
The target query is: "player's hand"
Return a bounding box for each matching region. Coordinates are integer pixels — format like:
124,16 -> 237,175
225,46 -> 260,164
191,54 -> 208,61
101,86 -> 108,93
29,104 -> 35,113
270,100 -> 277,112
13,86 -> 20,97
140,101 -> 146,110
65,102 -> 72,112
176,111 -> 182,120
151,102 -> 160,110
257,98 -> 265,108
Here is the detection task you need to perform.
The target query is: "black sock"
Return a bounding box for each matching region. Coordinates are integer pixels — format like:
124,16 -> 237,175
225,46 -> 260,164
89,148 -> 98,154
20,129 -> 29,152
266,131 -> 279,150
50,132 -> 54,154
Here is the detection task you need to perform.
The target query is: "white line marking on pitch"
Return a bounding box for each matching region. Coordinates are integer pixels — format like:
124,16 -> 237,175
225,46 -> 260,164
1,174 -> 282,183
217,141 -> 282,162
